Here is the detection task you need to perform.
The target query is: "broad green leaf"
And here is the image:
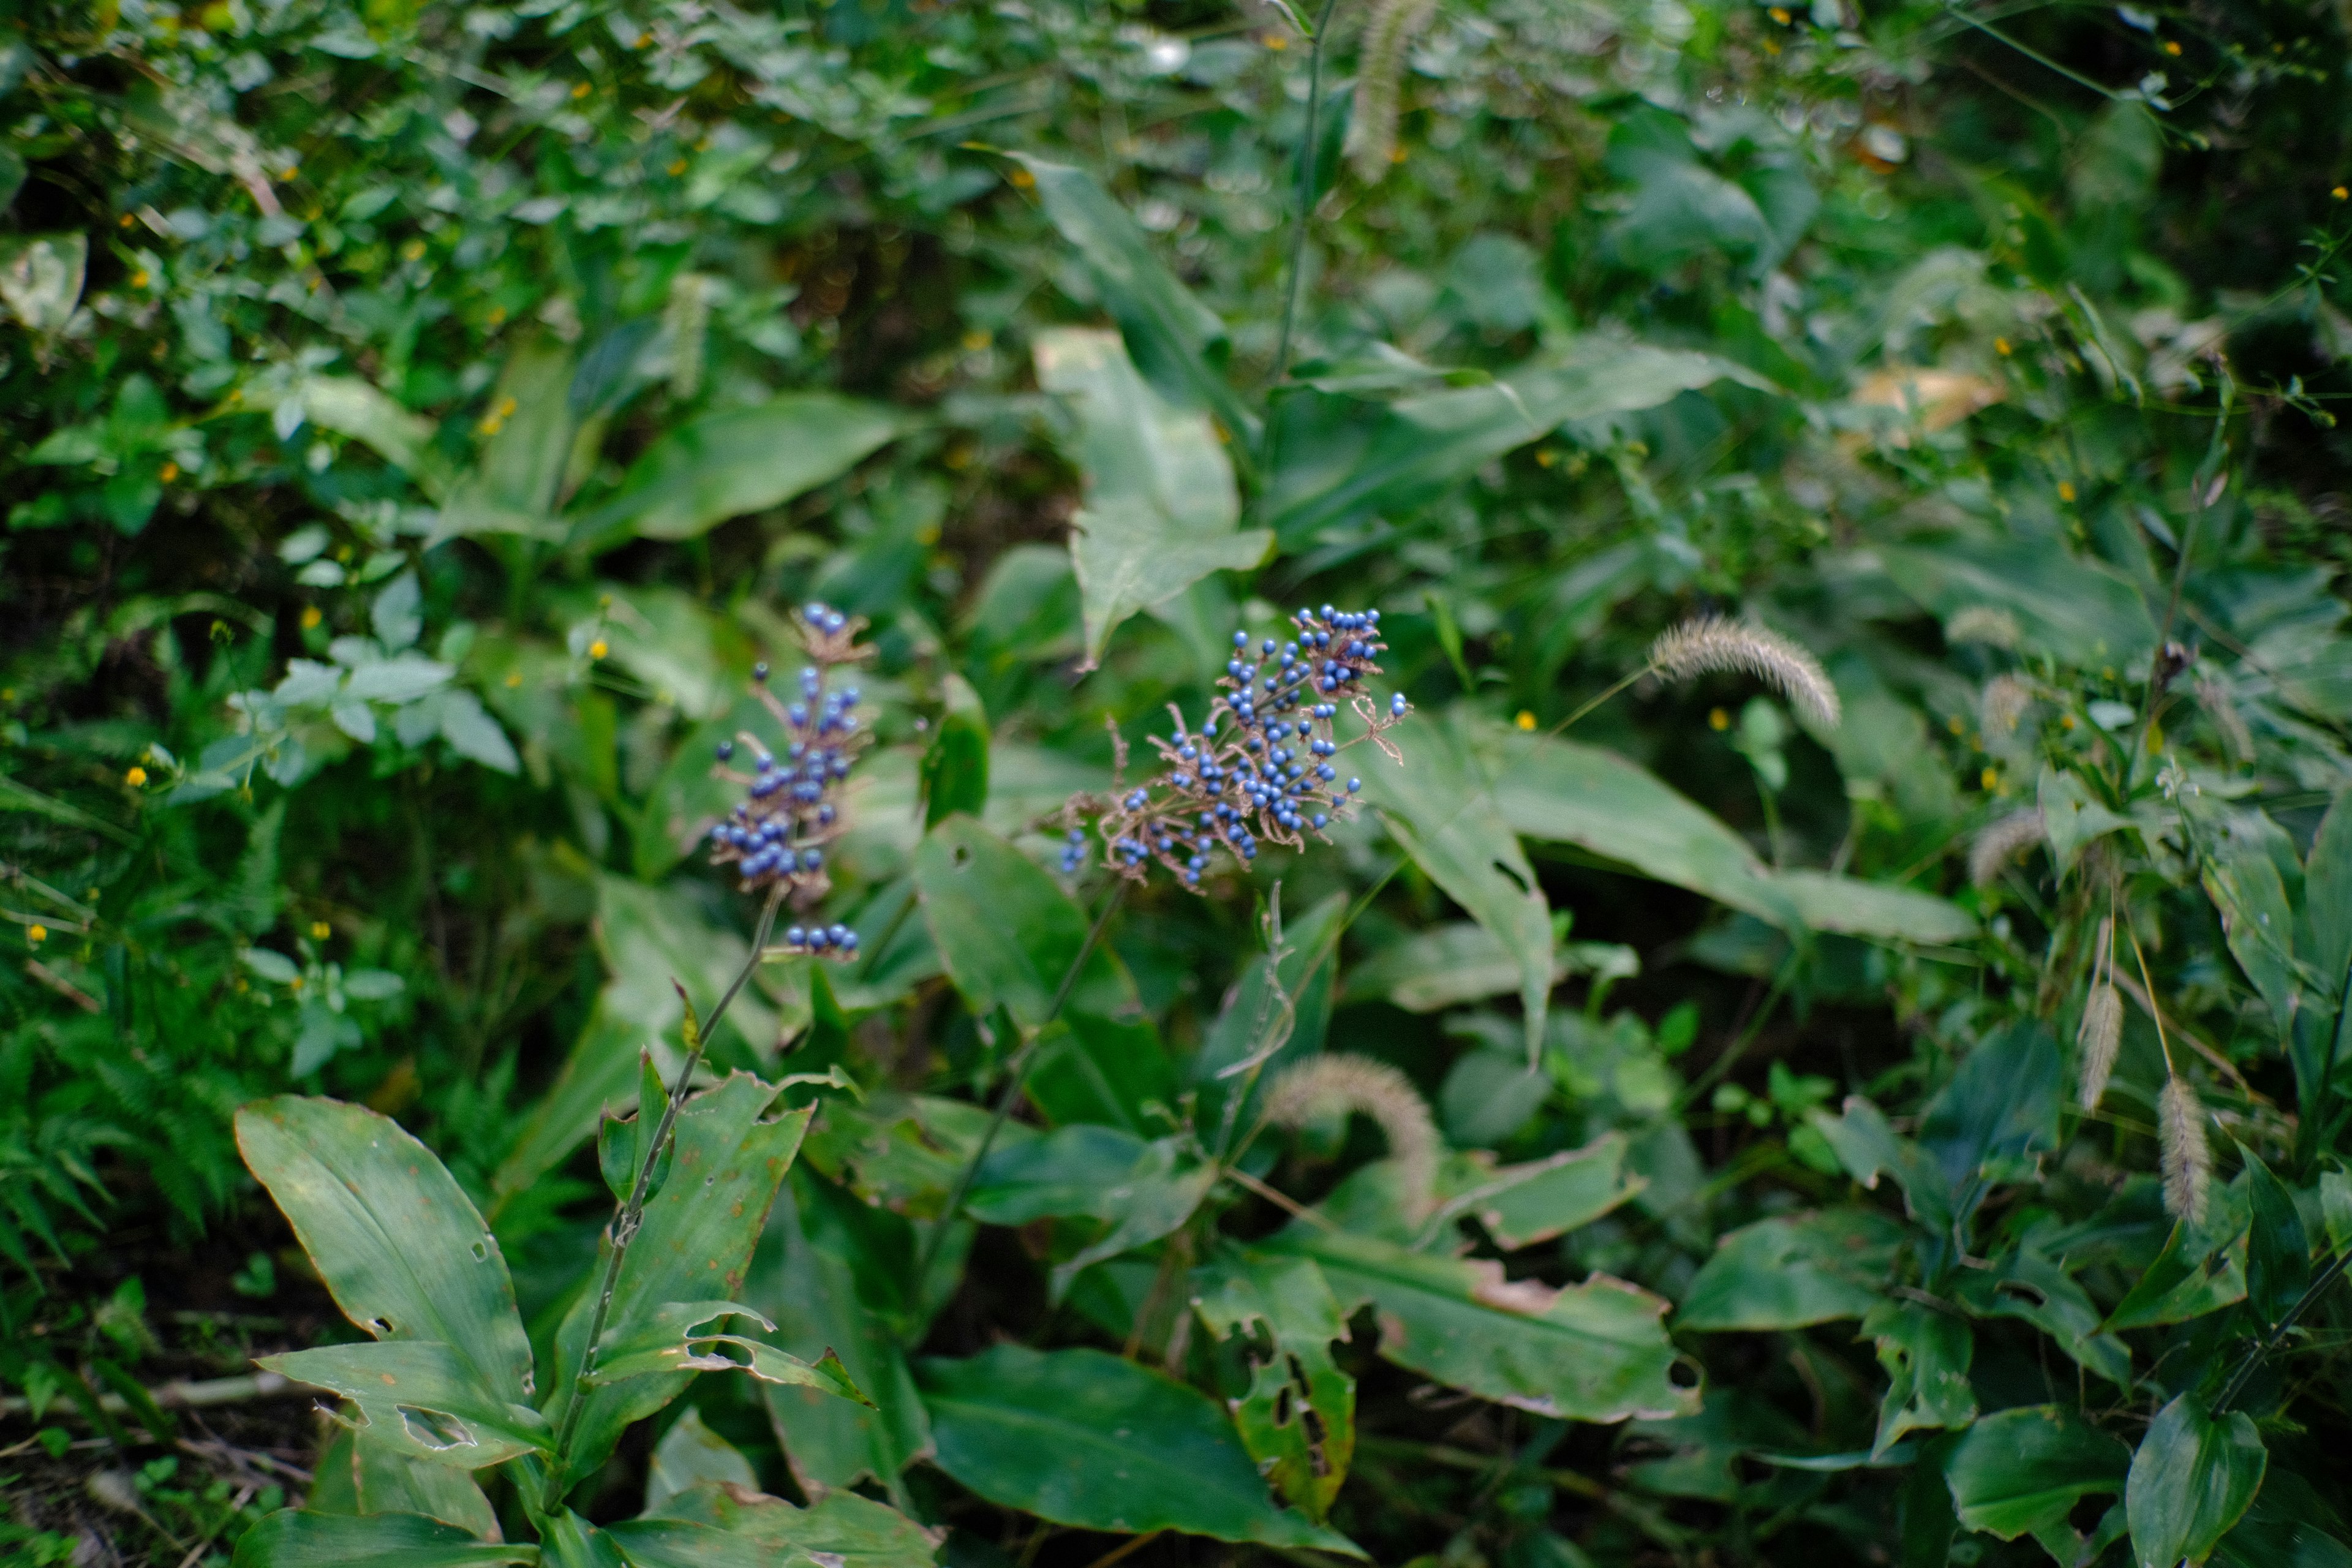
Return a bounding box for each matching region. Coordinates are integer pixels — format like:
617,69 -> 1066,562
1024,1009 -> 1180,1133
645,1409 -> 758,1512
916,1343 -> 1360,1553
918,685 -> 990,829
472,338 -> 575,518
1264,335 -> 1773,543
1943,1404 -> 2131,1542
235,1098 -> 533,1403
578,393 -> 902,545
1349,921 -> 1580,1013
1917,1017 -> 2062,1202
1955,1245 -> 2135,1386
348,1427 -> 502,1537
633,1481 -> 941,1568
1863,1300 -> 1975,1458
747,1168 -> 933,1490
1270,1225 -> 1695,1422
541,1074 -> 814,1491
2127,1395 -> 2267,1568
967,1123 -> 1213,1298
232,1510 -> 538,1568
579,1300 -> 864,1405
800,1091 -> 1037,1218
2212,1471 -> 2352,1568
1191,1248 -> 1356,1522
581,581 -> 752,723
258,1341 -> 552,1469
1676,1210 -> 1904,1331
1806,1098 -> 1954,1236
1430,1134 -> 1644,1250
541,1510 -> 628,1568
0,231 -> 87,334
1488,730 -> 1971,944
2203,810 -> 2302,1041
296,376 -> 442,494
1009,154 -> 1257,452
1359,710 -> 1551,1061
913,815 -> 1140,1031
2243,1153 -> 2312,1329
1880,537 -> 2158,665
1033,327 -> 1268,668
2307,790 -> 2352,1001
1768,870 -> 1977,946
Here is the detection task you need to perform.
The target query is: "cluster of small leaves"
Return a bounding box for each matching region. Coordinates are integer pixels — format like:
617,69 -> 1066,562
1063,607 -> 1405,889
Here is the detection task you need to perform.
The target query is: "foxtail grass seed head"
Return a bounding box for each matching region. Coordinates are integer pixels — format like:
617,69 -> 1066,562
1061,606 -> 1407,892
1343,0 -> 1439,183
706,601 -> 875,958
1980,674 -> 2032,737
1648,616 -> 1841,729
2076,982 -> 2122,1109
1969,808 -> 2046,888
1265,1052 -> 1438,1216
1945,605 -> 2022,649
2195,674 -> 2254,761
2159,1075 -> 2212,1227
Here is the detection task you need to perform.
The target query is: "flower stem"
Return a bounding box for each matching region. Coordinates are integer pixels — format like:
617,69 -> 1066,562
540,886 -> 784,1512
2213,1247 -> 2351,1415
905,880 -> 1127,1325
1268,0 -> 1344,390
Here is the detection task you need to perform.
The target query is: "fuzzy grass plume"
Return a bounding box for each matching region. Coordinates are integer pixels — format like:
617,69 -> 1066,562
1945,606 -> 2022,649
1344,0 -> 1439,183
1648,617 -> 1841,729
1969,808 -> 2046,888
2159,1074 -> 2212,1226
1265,1053 -> 1438,1216
1980,674 -> 2033,738
2077,982 -> 2122,1110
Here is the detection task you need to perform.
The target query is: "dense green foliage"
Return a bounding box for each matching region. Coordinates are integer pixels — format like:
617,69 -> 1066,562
7,0 -> 2352,1562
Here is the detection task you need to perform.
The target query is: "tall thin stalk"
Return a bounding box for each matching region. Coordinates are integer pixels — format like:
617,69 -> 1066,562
905,881 -> 1128,1314
1268,0 -> 1344,390
540,886 -> 783,1510
2213,1249 -> 2351,1415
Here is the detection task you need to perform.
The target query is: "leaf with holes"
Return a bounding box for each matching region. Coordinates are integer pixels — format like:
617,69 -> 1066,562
1268,1225 -> 1695,1423
1943,1404 -> 2131,1544
235,1098 -> 534,1404
1863,1299 -> 1976,1458
1191,1248 -> 1356,1523
540,1074 -> 814,1493
258,1341 -> 552,1470
747,1168 -> 934,1491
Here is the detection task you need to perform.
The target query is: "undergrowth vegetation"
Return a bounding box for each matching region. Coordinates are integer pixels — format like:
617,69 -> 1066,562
6,0 -> 2352,1564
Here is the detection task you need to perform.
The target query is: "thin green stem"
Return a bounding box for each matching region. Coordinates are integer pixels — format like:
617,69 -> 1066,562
905,880 -> 1129,1319
540,886 -> 783,1511
1268,0 -> 1343,389
1548,666 -> 1649,738
2213,1248 -> 2351,1415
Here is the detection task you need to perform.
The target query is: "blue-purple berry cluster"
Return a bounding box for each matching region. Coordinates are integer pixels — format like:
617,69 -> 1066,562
1061,606 -> 1405,891
707,603 -> 872,958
